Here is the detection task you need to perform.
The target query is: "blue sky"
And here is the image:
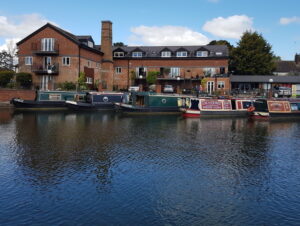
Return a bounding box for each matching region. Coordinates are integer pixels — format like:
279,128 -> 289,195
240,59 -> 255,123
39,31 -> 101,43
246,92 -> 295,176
0,0 -> 300,60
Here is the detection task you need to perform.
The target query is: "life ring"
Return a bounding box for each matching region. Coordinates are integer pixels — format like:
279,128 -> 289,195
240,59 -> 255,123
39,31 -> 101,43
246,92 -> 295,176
247,106 -> 255,112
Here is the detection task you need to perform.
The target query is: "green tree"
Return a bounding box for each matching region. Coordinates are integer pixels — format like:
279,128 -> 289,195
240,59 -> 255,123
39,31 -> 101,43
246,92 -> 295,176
231,31 -> 275,75
209,40 -> 234,52
113,42 -> 126,47
146,71 -> 159,85
16,72 -> 32,88
0,71 -> 14,87
78,72 -> 87,90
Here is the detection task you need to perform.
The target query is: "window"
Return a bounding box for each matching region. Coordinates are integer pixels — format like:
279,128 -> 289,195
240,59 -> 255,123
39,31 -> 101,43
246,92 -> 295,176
136,67 -> 147,77
62,57 -> 70,66
216,52 -> 223,56
203,68 -> 216,77
86,77 -> 93,84
114,52 -> 125,57
41,38 -> 55,51
132,52 -> 142,57
196,51 -> 208,57
96,63 -> 100,68
115,67 -> 122,74
25,56 -> 32,65
176,51 -> 187,57
170,67 -> 180,77
161,51 -> 171,57
87,60 -> 91,67
87,41 -> 93,48
218,81 -> 225,89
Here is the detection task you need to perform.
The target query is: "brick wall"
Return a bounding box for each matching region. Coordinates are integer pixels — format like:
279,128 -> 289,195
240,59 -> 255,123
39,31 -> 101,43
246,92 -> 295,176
0,89 -> 35,102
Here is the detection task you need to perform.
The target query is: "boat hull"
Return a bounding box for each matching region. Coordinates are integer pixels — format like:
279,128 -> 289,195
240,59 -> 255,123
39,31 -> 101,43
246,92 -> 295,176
11,98 -> 67,110
66,101 -> 115,110
116,103 -> 180,113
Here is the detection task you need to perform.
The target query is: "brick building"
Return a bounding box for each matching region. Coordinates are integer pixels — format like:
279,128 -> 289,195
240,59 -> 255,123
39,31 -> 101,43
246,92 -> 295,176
17,21 -> 229,93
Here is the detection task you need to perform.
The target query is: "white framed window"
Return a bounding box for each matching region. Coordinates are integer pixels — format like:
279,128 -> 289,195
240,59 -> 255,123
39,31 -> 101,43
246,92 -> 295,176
196,51 -> 208,57
114,52 -> 125,57
170,67 -> 180,77
87,60 -> 91,67
161,51 -> 171,57
115,67 -> 122,74
86,77 -> 93,84
176,51 -> 187,57
217,81 -> 225,89
132,52 -> 142,57
41,38 -> 55,51
87,41 -> 93,48
203,68 -> 216,77
62,57 -> 70,66
25,56 -> 32,65
216,52 -> 223,56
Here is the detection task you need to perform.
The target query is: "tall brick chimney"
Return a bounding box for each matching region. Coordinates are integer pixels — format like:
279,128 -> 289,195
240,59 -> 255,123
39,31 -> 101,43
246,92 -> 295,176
100,20 -> 114,91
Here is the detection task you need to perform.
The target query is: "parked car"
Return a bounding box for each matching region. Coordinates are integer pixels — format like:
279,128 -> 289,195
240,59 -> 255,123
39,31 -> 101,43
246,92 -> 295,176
128,86 -> 139,92
274,87 -> 292,97
163,85 -> 174,93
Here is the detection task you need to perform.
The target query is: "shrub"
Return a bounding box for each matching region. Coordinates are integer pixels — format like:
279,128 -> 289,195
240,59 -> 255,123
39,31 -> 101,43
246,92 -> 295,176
0,71 -> 14,87
60,81 -> 76,90
16,72 -> 32,88
146,71 -> 159,85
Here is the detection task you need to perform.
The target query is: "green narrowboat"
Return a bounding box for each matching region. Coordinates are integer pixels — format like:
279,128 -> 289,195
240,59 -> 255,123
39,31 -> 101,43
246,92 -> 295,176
115,92 -> 184,113
11,90 -> 86,110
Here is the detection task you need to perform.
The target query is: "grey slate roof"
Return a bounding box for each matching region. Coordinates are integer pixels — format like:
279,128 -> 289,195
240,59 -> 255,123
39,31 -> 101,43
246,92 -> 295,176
230,75 -> 300,83
112,45 -> 228,58
275,61 -> 300,73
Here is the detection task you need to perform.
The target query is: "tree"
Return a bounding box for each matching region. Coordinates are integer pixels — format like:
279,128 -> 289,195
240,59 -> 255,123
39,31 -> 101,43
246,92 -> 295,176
16,72 -> 32,88
231,31 -> 275,75
0,71 -> 14,87
78,72 -> 87,90
0,51 -> 13,70
209,40 -> 234,52
113,42 -> 126,47
146,71 -> 159,85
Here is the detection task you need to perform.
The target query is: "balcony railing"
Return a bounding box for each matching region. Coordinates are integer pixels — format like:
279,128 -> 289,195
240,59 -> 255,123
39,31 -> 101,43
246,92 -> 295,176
32,63 -> 59,75
31,42 -> 59,55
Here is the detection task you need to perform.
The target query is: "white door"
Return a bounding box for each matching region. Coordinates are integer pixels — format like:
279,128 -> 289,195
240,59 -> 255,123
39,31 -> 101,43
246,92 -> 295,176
207,81 -> 214,94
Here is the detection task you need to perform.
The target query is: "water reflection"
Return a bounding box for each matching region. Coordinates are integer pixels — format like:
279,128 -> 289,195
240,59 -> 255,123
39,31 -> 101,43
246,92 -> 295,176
1,110 -> 300,225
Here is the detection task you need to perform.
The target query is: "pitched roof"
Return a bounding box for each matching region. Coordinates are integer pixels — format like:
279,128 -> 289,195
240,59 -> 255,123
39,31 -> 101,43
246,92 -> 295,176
275,61 -> 300,73
112,45 -> 228,58
17,23 -> 103,54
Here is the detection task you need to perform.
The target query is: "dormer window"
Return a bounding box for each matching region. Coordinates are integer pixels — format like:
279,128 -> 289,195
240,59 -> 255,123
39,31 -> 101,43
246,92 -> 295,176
176,51 -> 187,57
196,51 -> 208,57
216,52 -> 223,56
132,52 -> 142,57
161,51 -> 171,57
114,52 -> 125,57
87,41 -> 93,48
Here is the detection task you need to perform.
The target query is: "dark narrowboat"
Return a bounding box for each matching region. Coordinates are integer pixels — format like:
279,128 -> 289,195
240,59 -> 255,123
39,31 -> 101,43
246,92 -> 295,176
66,91 -> 124,110
11,91 -> 85,110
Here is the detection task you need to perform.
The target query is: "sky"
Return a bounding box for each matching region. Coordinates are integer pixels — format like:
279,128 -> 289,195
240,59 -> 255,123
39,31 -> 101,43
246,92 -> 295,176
0,0 -> 300,60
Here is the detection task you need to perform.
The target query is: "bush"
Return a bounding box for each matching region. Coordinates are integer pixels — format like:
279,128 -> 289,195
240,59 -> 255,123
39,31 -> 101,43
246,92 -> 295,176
0,71 -> 14,87
16,72 -> 32,88
146,71 -> 159,85
59,81 -> 76,90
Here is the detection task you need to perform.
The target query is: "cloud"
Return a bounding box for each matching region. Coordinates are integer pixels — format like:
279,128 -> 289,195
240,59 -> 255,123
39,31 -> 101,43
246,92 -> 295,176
279,16 -> 300,25
0,14 -> 57,51
129,25 -> 210,46
202,15 -> 254,39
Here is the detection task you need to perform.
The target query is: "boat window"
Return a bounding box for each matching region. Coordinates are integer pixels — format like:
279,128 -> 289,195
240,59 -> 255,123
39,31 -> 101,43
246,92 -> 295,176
190,99 -> 199,110
86,94 -> 93,103
291,103 -> 300,111
242,101 -> 252,109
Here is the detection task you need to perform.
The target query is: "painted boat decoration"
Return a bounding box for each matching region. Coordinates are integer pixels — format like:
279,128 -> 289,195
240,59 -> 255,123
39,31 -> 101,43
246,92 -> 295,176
66,91 -> 124,110
11,91 -> 85,109
249,99 -> 300,118
179,97 -> 255,117
115,92 -> 184,113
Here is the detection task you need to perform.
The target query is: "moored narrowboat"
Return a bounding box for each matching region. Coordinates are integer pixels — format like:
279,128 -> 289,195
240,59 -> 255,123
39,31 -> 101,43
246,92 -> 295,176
115,92 -> 184,113
66,91 -> 124,110
11,91 -> 85,110
179,97 -> 255,117
249,99 -> 300,118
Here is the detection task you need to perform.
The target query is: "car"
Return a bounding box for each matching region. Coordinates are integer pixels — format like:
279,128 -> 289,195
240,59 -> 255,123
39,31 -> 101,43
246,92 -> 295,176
163,85 -> 174,93
128,86 -> 139,92
274,87 -> 292,97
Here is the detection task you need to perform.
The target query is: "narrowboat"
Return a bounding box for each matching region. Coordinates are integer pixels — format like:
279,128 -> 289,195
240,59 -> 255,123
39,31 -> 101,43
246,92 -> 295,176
179,97 -> 255,117
66,91 -> 124,110
249,99 -> 300,118
115,92 -> 184,113
11,91 -> 85,109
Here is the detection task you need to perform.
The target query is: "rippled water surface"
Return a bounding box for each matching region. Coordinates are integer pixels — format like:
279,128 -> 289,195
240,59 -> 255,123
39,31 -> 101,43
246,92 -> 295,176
1,108 -> 300,225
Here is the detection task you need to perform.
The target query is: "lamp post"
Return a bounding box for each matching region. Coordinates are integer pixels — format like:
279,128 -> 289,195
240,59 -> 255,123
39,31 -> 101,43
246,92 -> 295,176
269,78 -> 273,98
177,76 -> 180,94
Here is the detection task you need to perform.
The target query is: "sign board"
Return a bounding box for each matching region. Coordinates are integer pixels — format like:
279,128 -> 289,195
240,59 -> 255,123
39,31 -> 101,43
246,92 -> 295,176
268,101 -> 291,113
200,99 -> 232,111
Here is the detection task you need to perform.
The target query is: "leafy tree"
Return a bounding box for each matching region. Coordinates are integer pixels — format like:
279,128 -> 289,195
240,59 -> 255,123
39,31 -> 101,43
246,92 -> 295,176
209,40 -> 234,52
59,81 -> 76,90
0,51 -> 14,70
78,72 -> 87,90
0,71 -> 14,87
113,42 -> 126,47
146,71 -> 159,85
16,72 -> 32,88
231,31 -> 275,75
